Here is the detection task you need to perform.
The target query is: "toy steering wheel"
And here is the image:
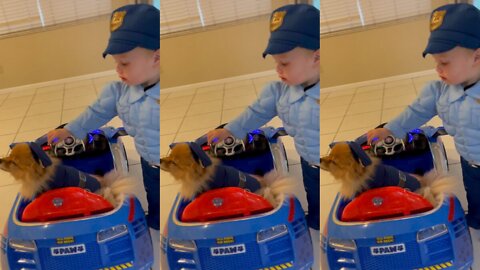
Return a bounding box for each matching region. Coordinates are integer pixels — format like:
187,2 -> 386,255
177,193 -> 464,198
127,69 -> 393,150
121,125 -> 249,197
53,136 -> 86,157
372,135 -> 405,156
212,136 -> 246,157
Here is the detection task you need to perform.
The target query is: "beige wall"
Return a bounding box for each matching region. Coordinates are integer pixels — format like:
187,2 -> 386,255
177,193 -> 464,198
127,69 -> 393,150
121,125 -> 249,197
320,16 -> 435,88
160,17 -> 276,89
0,0 -> 134,89
320,0 -> 452,88
0,18 -> 115,89
159,0 -> 295,89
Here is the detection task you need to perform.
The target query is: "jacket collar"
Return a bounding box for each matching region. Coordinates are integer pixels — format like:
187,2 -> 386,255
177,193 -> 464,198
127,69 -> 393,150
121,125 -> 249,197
464,81 -> 480,101
288,82 -> 319,104
126,83 -> 160,104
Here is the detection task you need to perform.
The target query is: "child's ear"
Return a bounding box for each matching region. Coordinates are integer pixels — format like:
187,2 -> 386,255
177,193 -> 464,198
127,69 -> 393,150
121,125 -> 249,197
153,49 -> 160,64
474,48 -> 480,64
313,49 -> 319,64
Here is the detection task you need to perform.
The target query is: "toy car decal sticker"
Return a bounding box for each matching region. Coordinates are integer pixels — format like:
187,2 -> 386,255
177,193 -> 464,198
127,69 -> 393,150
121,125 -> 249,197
99,261 -> 134,270
216,236 -> 235,244
375,235 -> 394,244
415,261 -> 453,270
258,262 -> 294,270
211,243 -> 246,256
370,243 -> 406,256
56,236 -> 74,244
51,243 -> 86,256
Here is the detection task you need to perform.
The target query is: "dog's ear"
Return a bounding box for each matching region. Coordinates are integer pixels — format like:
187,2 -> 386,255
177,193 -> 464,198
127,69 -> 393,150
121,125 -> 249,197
347,141 -> 372,167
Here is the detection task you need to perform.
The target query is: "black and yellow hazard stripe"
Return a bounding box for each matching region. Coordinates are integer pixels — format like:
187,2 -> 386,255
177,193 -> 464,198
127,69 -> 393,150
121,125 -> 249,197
416,261 -> 453,270
259,261 -> 294,270
99,261 -> 133,270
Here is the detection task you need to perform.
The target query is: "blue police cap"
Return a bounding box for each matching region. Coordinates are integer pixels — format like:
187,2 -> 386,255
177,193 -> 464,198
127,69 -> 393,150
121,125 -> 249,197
103,4 -> 159,58
423,3 -> 480,57
263,4 -> 319,58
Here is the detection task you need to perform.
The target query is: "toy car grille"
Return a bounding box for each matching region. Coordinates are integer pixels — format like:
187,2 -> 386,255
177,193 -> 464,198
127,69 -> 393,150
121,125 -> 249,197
104,234 -> 134,263
424,234 -> 453,262
199,241 -> 261,270
452,217 -> 468,238
38,241 -> 101,270
292,217 -> 308,238
132,217 -> 148,238
359,241 -> 421,269
264,234 -> 294,263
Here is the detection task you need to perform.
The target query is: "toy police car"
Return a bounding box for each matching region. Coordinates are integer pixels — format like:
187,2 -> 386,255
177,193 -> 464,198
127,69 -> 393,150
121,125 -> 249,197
321,126 -> 473,269
0,127 -> 154,270
161,127 -> 314,270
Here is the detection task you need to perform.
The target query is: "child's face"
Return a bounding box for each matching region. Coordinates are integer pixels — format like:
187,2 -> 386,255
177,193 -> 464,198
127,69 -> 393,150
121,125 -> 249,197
271,47 -> 319,87
112,47 -> 160,86
432,46 -> 480,86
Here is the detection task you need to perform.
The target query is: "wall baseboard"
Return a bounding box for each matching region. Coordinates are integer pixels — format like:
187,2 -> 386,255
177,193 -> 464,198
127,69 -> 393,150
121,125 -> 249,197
160,70 -> 277,94
321,69 -> 436,93
0,70 -> 117,95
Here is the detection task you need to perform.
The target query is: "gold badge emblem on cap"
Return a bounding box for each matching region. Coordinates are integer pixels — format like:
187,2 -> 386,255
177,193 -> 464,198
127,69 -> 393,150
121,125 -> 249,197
270,11 -> 286,32
430,10 -> 446,31
110,11 -> 126,32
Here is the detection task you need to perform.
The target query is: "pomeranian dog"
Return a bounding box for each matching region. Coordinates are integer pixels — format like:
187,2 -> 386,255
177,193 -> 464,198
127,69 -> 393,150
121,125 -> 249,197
0,142 -> 134,206
320,141 -> 454,205
160,142 -> 294,207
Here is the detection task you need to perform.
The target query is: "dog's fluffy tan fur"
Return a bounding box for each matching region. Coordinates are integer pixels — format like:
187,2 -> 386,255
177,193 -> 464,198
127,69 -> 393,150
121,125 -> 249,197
320,142 -> 454,205
160,143 -> 294,206
0,143 -> 135,206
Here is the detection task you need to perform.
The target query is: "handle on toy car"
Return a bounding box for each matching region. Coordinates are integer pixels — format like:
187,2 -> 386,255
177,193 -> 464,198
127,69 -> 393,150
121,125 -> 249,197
33,131 -> 85,157
53,136 -> 86,157
372,135 -> 405,156
213,136 -> 246,157
432,126 -> 448,138
111,127 -> 128,139
271,127 -> 288,139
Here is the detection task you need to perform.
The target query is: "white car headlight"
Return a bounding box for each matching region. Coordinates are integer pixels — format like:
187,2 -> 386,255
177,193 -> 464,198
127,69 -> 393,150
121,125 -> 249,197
169,239 -> 197,252
417,224 -> 448,242
9,239 -> 37,252
97,224 -> 128,243
257,224 -> 288,243
328,238 -> 357,251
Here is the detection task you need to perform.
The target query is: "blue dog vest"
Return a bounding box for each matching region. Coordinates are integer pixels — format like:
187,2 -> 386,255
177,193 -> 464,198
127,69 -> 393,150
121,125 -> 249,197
206,165 -> 261,193
366,164 -> 421,192
45,165 -> 101,193
24,142 -> 101,196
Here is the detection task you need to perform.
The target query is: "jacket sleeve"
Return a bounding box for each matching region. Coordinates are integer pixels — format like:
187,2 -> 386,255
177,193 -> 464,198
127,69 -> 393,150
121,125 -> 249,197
385,81 -> 439,137
65,83 -> 119,138
225,83 -> 279,138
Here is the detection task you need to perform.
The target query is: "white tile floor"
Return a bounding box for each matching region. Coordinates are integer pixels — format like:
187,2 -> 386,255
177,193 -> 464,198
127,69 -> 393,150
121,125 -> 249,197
320,72 -> 479,269
0,74 -> 160,269
160,73 -> 320,269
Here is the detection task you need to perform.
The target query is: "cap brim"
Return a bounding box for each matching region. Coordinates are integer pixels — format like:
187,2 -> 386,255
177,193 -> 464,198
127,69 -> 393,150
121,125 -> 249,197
262,42 -> 297,58
422,40 -> 457,58
102,42 -> 137,58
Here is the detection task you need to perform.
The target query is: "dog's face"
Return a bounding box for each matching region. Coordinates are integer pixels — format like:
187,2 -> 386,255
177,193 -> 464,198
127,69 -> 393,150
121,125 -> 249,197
160,143 -> 206,183
320,142 -> 367,182
0,143 -> 45,183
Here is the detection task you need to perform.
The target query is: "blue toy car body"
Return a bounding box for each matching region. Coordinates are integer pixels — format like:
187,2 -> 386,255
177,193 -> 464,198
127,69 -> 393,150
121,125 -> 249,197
160,127 -> 314,270
320,126 -> 474,269
0,127 -> 154,270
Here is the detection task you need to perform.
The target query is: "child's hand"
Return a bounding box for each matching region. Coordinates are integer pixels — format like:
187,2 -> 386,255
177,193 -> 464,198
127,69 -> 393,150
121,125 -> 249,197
366,128 -> 393,145
207,128 -> 234,145
47,128 -> 74,145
